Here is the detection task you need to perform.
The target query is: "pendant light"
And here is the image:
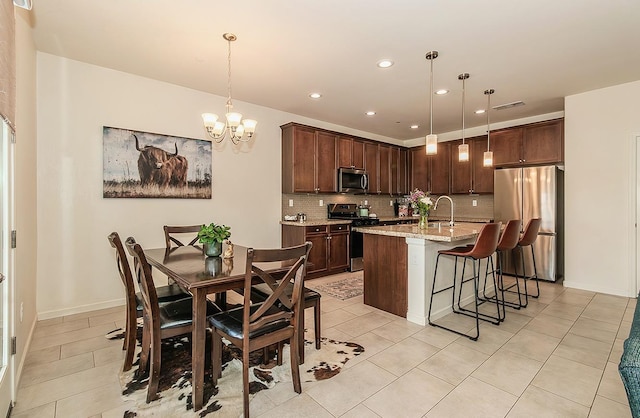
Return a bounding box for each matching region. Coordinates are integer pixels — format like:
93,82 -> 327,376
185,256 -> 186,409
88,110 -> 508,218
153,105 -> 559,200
458,73 -> 470,162
483,89 -> 495,167
425,51 -> 438,155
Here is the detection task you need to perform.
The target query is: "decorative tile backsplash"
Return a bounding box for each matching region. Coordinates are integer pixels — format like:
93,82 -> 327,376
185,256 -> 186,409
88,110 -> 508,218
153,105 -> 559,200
281,193 -> 494,221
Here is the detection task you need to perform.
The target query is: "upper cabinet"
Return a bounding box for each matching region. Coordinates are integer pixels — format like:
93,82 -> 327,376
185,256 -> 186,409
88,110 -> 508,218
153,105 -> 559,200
282,123 -> 337,193
491,119 -> 564,167
410,144 -> 450,195
337,136 -> 365,170
450,136 -> 494,194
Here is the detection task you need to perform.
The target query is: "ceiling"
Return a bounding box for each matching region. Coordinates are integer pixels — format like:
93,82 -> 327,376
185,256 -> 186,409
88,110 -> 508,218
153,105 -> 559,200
28,0 -> 640,141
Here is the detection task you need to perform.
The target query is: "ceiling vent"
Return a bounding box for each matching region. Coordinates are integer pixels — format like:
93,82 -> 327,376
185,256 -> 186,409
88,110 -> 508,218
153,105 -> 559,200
493,101 -> 525,111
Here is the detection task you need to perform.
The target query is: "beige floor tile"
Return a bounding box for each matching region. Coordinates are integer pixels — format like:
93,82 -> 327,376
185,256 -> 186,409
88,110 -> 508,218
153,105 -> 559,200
62,305 -> 124,323
524,313 -> 575,338
93,344 -> 129,367
364,368 -> 453,418
590,293 -> 629,308
454,323 -> 514,356
623,307 -> 636,323
30,323 -> 120,352
570,317 -> 620,344
100,401 -> 137,418
368,337 -> 439,377
610,338 -> 625,363
418,341 -> 489,385
20,352 -> 94,387
541,301 -> 585,321
306,360 -> 395,417
10,402 -> 56,418
589,395 -> 632,418
319,309 -> 358,330
34,318 -> 89,338
531,355 -> 602,407
257,393 -> 333,418
471,349 -> 543,396
618,321 -> 632,340
369,318 -> 423,343
412,324 -> 460,349
494,311 -> 532,334
24,345 -> 60,366
552,291 -> 595,308
88,310 -> 125,327
60,332 -> 130,359
597,361 -> 630,405
425,376 -> 517,418
342,302 -> 375,317
344,331 -> 394,369
502,328 -> 560,362
36,317 -> 64,328
554,333 -> 612,370
506,299 -> 548,318
55,380 -> 126,418
334,312 -> 395,337
582,303 -> 626,325
506,385 -> 589,418
339,403 -> 381,418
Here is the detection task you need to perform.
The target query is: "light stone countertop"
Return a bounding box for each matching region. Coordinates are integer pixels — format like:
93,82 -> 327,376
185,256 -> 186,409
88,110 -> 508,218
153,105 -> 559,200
280,219 -> 352,227
352,222 -> 483,242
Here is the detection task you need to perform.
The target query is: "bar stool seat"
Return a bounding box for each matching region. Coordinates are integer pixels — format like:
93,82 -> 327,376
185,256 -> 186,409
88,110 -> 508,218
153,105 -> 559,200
428,222 -> 502,341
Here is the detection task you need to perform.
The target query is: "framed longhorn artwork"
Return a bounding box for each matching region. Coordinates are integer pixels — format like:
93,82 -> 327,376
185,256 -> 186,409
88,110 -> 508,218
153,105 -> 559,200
102,126 -> 212,199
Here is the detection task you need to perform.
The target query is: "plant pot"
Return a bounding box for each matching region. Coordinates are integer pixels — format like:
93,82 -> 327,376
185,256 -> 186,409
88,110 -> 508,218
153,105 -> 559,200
203,241 -> 223,257
205,256 -> 222,275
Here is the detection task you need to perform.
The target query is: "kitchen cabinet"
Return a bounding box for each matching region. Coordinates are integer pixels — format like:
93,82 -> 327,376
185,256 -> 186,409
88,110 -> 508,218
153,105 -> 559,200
337,136 -> 365,170
281,123 -> 337,193
391,147 -> 409,195
450,136 -> 494,194
378,145 -> 391,194
410,144 -> 450,195
281,223 -> 350,278
364,142 -> 380,194
491,119 -> 564,167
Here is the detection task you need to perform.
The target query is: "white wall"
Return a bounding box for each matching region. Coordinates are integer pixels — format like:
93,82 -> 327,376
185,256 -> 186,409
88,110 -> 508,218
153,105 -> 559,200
564,80 -> 640,297
35,53 -> 398,318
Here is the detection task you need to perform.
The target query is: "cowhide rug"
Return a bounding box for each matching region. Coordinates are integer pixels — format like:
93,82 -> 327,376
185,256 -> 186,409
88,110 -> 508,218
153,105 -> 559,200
106,327 -> 364,417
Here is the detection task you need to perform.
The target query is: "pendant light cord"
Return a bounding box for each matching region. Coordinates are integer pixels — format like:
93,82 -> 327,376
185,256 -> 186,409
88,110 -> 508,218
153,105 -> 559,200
461,77 -> 466,144
226,38 -> 233,110
429,57 -> 434,135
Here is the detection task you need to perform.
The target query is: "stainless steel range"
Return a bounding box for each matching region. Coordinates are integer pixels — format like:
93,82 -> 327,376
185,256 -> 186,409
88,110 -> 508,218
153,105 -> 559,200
327,203 -> 380,271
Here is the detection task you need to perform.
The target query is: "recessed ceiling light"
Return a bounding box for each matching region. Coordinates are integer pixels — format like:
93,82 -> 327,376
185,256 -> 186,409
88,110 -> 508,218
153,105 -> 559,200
365,111 -> 376,116
410,125 -> 419,129
377,60 -> 394,68
309,93 -> 322,99
475,109 -> 486,114
435,89 -> 449,95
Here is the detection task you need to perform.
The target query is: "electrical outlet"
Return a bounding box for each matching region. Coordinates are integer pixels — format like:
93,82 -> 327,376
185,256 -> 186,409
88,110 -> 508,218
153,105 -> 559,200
390,200 -> 394,206
472,199 -> 477,207
319,199 -> 323,206
288,199 -> 294,207
364,200 -> 368,205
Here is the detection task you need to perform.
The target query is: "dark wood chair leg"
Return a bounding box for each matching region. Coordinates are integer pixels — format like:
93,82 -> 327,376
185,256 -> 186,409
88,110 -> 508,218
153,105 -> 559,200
138,317 -> 151,377
147,332 -> 161,403
290,335 -> 302,394
314,299 -> 321,349
212,332 -> 222,383
299,307 -> 305,364
123,310 -> 137,371
242,348 -> 250,418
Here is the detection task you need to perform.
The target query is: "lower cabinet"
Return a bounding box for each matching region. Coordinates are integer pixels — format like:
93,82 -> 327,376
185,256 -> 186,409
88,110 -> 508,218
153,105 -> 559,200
282,223 -> 350,278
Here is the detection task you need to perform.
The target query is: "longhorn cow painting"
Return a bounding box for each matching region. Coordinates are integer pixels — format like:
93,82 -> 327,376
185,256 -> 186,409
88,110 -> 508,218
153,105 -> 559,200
103,126 -> 212,199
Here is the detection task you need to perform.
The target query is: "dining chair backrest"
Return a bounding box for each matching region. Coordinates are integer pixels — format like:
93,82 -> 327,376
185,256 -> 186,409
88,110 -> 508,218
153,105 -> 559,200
163,225 -> 202,248
125,237 -> 161,326
467,222 -> 502,259
497,220 -> 521,252
107,232 -> 136,305
519,218 -> 542,247
242,242 -> 312,339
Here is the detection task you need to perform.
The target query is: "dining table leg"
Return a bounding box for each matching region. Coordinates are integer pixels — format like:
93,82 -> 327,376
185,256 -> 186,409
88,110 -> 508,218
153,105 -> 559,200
192,288 -> 206,411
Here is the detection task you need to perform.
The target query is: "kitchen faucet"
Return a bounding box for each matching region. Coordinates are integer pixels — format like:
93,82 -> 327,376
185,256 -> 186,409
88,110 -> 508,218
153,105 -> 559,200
434,195 -> 455,227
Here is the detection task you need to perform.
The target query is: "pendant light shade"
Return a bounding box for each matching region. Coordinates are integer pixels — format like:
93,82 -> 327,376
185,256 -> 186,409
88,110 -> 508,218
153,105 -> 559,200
483,89 -> 495,167
458,73 -> 470,162
425,51 -> 439,155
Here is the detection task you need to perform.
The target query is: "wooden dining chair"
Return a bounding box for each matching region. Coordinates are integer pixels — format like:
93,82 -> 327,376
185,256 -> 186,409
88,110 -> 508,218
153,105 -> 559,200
209,242 -> 312,417
107,232 -> 190,372
124,237 -> 220,403
163,224 -> 202,248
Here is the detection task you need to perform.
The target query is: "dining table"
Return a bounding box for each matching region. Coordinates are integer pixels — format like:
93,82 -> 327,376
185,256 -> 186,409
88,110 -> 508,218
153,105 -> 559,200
144,243 -> 291,411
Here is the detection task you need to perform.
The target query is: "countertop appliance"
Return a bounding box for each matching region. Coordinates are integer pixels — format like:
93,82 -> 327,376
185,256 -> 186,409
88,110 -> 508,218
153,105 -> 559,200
327,203 -> 379,271
338,167 -> 369,193
494,165 -> 564,281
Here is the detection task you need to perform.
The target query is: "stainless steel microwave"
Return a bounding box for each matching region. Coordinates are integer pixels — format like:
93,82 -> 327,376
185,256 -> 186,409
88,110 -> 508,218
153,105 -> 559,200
338,167 -> 369,193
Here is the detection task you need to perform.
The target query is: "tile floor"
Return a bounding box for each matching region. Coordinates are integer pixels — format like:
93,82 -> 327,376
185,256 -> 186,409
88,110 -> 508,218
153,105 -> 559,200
12,273 -> 634,417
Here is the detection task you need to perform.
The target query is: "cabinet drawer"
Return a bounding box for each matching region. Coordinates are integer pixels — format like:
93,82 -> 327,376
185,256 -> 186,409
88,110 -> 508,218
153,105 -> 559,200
305,225 -> 328,235
330,224 -> 350,233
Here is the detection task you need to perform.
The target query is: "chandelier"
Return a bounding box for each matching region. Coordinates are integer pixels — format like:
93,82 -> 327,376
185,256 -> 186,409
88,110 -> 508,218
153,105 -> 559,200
202,33 -> 257,144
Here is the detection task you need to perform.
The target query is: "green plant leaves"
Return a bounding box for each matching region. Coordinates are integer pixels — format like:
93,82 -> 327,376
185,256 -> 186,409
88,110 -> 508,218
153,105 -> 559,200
197,223 -> 231,244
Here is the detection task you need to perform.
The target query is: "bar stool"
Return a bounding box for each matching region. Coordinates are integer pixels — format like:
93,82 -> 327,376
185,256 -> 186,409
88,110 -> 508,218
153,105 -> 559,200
516,218 -> 542,304
428,222 -> 502,341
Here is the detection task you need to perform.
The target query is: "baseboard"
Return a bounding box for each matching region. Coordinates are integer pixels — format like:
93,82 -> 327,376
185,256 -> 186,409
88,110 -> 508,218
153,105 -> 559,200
38,298 -> 125,320
14,316 -> 37,393
563,280 -> 634,298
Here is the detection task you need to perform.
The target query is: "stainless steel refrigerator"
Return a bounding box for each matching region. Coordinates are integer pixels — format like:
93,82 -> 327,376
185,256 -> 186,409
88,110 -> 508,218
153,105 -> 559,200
494,165 -> 564,281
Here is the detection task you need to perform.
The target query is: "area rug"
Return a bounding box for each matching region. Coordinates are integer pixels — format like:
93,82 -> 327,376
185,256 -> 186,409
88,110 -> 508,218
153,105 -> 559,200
106,327 -> 364,417
307,274 -> 364,300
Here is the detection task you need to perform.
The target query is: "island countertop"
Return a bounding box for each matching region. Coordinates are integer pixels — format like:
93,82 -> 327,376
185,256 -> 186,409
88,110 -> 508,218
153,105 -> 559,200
353,222 -> 483,242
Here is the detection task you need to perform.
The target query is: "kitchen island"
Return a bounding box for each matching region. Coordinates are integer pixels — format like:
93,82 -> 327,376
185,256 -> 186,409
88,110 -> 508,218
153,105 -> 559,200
353,222 -> 483,326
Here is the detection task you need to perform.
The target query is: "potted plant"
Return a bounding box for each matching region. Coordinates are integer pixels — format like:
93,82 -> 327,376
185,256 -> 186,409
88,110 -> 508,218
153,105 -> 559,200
198,223 -> 231,257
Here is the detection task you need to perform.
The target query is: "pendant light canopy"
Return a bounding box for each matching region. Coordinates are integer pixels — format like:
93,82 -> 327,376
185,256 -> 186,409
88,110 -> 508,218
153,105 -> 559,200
458,73 -> 470,162
425,51 -> 439,155
483,89 -> 495,167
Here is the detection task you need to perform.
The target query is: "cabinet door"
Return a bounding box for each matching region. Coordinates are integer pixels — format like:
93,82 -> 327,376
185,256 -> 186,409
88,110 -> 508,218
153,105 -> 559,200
306,233 -> 328,275
352,140 -> 365,170
365,142 -> 379,194
378,145 -> 391,194
315,130 -> 337,193
390,147 -> 400,195
491,128 -> 523,167
337,136 -> 353,168
328,232 -> 349,271
410,146 -> 429,192
522,119 -> 563,164
471,136 -> 494,193
429,142 -> 450,195
291,126 -> 317,193
450,139 -> 472,194
398,148 -> 409,195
